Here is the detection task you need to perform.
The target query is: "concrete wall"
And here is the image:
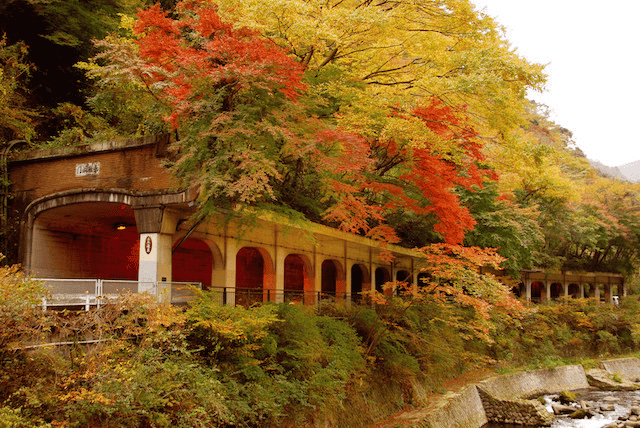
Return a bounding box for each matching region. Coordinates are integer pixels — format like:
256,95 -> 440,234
600,357 -> 640,379
420,365 -> 590,428
421,385 -> 487,428
478,365 -> 589,400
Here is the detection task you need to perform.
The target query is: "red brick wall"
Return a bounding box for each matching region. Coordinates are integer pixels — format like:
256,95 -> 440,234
31,224 -> 139,280
9,142 -> 176,205
284,255 -> 304,291
172,238 -> 213,289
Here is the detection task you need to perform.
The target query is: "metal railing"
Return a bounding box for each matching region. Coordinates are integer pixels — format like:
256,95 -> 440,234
201,286 -> 359,308
34,278 -> 372,310
35,278 -> 201,310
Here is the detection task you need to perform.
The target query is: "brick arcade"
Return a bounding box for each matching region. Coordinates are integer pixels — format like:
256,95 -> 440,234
4,135 -> 625,305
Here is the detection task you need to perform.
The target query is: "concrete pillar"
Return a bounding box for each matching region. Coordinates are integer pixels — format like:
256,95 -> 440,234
138,233 -> 172,300
525,280 -> 532,302
604,283 -> 612,305
543,281 -> 551,301
274,258 -> 285,304
223,238 -> 237,306
134,206 -> 178,301
345,263 -> 352,303
274,231 -> 284,303
370,265 -> 377,294
313,247 -> 321,295
579,283 -> 585,299
563,282 -> 569,298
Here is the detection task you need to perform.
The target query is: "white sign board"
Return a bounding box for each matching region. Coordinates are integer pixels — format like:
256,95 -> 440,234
75,162 -> 100,177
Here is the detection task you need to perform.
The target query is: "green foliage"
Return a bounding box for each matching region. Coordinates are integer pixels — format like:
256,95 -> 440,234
558,390 -> 576,404
461,181 -> 545,277
5,262 -> 640,426
0,0 -> 153,140
490,297 -> 640,367
0,35 -> 35,142
0,264 -> 49,356
611,372 -> 623,383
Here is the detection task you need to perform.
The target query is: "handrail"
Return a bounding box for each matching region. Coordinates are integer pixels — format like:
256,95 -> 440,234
33,278 -> 367,310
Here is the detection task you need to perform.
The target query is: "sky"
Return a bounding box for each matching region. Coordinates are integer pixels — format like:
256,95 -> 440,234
470,1 -> 640,167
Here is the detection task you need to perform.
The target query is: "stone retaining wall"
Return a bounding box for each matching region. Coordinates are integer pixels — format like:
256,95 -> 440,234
420,365 -> 589,428
477,387 -> 554,426
420,385 -> 487,428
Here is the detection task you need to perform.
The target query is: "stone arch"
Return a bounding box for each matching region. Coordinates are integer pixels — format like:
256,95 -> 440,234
550,282 -> 563,300
395,269 -> 411,283
171,237 -> 213,290
21,190 -> 140,276
321,259 -> 346,301
417,272 -> 431,289
20,189 -> 190,276
284,253 -> 314,304
568,283 -> 581,298
350,263 -> 370,303
395,269 -> 412,294
171,233 -> 225,291
25,196 -> 141,280
512,284 -> 522,298
375,267 -> 392,294
531,281 -> 543,302
235,246 -> 275,306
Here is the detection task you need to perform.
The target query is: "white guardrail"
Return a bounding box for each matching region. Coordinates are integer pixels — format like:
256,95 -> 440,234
34,278 -> 202,310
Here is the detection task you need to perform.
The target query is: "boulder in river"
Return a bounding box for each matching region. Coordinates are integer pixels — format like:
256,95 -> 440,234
568,408 -> 591,419
552,403 -> 576,415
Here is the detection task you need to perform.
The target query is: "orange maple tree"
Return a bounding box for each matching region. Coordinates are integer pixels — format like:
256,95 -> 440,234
133,1 -> 305,128
322,99 -> 496,246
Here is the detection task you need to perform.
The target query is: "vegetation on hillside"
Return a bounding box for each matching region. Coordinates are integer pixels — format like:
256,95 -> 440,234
3,265 -> 640,427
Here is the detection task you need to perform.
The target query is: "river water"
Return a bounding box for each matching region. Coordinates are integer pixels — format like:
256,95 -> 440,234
484,389 -> 640,428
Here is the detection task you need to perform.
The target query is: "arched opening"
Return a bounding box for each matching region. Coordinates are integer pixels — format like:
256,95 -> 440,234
417,272 -> 431,290
395,270 -> 412,295
375,267 -> 391,293
531,281 -> 543,302
584,283 -> 599,300
321,259 -> 345,301
235,247 -> 265,307
31,201 -> 139,280
284,254 -> 305,303
550,283 -> 563,300
568,283 -> 581,298
172,238 -> 213,290
395,270 -> 411,283
350,264 -> 370,303
351,264 -> 363,303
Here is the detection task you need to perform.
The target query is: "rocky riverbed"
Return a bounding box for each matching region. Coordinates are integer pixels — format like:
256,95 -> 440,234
487,389 -> 640,428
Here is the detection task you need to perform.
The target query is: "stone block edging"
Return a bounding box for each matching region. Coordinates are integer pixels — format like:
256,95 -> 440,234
421,365 -> 590,428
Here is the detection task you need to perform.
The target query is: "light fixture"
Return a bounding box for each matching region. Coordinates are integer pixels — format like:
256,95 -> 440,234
114,223 -> 128,231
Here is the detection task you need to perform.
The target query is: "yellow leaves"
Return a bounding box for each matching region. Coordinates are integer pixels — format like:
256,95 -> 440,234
58,388 -> 114,406
486,124 -> 586,203
188,291 -> 281,343
208,0 -> 545,147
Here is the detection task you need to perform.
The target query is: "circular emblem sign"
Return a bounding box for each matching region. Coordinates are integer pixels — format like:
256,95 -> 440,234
145,236 -> 153,254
